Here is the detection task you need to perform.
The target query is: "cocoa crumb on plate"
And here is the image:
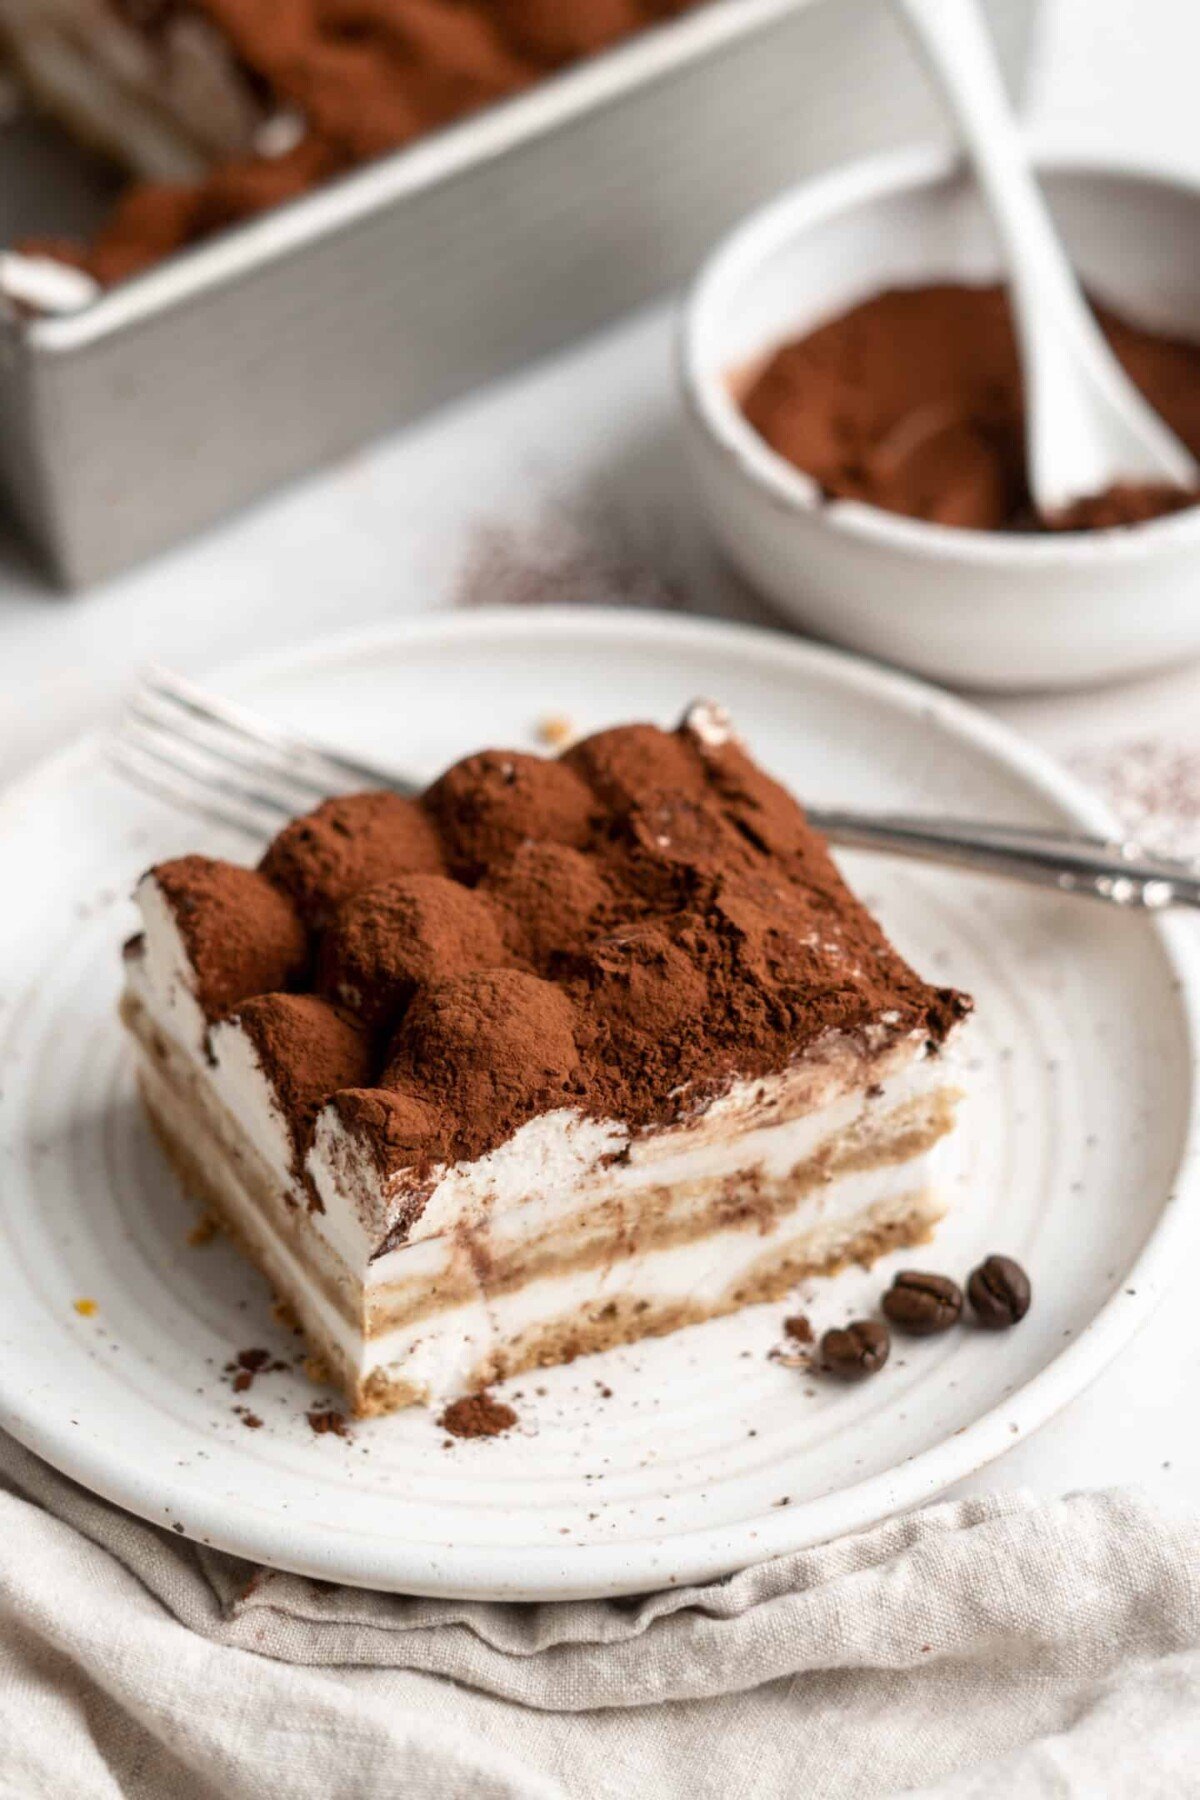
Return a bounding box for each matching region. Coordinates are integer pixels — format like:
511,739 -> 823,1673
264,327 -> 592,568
439,1393 -> 518,1439
307,1407 -> 351,1438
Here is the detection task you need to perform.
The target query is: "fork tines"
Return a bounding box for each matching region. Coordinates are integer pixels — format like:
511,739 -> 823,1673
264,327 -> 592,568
111,666 -> 408,839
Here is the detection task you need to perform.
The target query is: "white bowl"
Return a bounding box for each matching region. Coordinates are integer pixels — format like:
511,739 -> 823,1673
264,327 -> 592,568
680,143 -> 1200,691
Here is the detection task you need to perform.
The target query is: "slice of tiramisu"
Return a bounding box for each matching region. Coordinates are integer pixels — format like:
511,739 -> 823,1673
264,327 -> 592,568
120,707 -> 971,1415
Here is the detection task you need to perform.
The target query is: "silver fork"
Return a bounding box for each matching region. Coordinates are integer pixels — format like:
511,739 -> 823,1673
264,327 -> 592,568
111,667 -> 1200,911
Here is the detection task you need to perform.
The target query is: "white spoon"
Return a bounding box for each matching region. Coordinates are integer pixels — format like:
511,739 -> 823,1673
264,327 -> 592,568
896,0 -> 1199,516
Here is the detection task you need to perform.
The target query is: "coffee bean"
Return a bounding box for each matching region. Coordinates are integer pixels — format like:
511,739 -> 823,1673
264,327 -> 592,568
882,1270 -> 963,1336
966,1255 -> 1031,1329
820,1319 -> 890,1380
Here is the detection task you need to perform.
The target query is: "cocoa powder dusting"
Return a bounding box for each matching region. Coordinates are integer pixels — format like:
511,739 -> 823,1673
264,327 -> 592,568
328,1086 -> 440,1186
742,283 -> 1200,533
225,993 -> 373,1170
143,712 -> 969,1224
261,791 -> 445,930
425,749 -> 595,881
454,505 -> 687,613
382,968 -> 583,1157
440,1392 -> 518,1439
317,873 -> 514,1030
152,857 -> 309,1020
1071,738 -> 1200,860
485,841 -> 614,964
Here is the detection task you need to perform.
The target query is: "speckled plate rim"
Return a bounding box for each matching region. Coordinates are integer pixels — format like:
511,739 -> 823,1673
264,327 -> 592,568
1,605 -> 1198,1599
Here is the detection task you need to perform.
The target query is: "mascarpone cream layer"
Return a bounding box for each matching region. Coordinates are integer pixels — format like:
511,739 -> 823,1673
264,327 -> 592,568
136,1019 -> 946,1404
294,1153 -> 946,1397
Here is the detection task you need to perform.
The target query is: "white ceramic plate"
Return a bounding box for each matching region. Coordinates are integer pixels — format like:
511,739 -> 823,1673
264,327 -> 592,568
1,608 -> 1197,1600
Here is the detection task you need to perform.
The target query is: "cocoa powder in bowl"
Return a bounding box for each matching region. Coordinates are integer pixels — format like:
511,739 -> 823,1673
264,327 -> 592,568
741,282 -> 1200,533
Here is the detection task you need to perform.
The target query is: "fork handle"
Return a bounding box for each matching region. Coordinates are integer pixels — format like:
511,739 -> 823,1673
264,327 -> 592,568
809,809 -> 1200,909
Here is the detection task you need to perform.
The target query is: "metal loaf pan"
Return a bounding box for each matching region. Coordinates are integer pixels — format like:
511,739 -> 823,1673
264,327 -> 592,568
0,0 -> 1035,587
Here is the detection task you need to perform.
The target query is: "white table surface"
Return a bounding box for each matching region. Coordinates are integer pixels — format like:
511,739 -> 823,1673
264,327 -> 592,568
3,0 -> 1200,1521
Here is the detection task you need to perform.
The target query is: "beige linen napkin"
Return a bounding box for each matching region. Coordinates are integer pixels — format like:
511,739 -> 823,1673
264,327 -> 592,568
3,1432 -> 1199,1799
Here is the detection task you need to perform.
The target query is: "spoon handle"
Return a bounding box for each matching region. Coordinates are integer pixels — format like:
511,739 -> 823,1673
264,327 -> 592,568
895,0 -> 1198,509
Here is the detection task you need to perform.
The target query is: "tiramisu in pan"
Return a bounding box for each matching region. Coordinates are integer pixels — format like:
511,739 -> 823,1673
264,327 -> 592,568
0,0 -> 706,283
120,706 -> 971,1415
